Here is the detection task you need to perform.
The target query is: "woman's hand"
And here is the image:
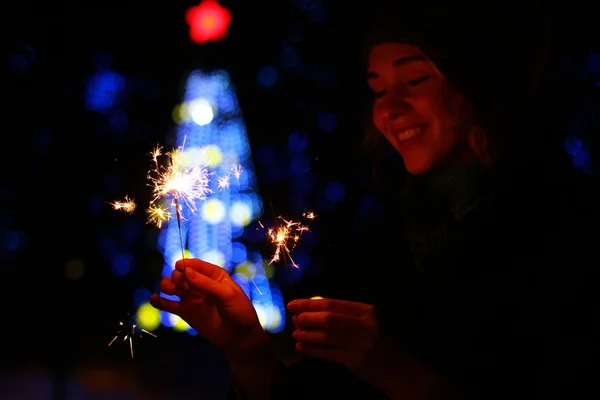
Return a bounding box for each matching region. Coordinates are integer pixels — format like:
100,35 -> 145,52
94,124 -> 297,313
152,258 -> 281,399
288,297 -> 446,399
287,298 -> 381,374
151,258 -> 268,355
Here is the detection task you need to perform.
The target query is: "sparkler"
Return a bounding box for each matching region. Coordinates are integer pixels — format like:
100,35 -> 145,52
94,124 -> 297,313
108,318 -> 157,359
262,211 -> 316,276
108,139 -> 243,357
110,195 -> 136,214
146,140 -> 212,266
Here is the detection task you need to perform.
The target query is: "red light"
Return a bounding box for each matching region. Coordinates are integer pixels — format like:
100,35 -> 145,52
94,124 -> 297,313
185,0 -> 231,43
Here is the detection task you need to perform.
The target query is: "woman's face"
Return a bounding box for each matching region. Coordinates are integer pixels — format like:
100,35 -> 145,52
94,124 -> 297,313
368,43 -> 474,174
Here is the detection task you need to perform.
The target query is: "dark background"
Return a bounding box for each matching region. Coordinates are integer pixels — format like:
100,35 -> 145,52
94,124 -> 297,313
2,0 -> 600,399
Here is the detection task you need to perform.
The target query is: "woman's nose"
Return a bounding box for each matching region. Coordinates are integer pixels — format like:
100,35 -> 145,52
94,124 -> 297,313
380,98 -> 412,121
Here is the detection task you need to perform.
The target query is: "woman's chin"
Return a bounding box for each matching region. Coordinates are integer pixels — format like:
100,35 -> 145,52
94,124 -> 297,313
401,155 -> 434,175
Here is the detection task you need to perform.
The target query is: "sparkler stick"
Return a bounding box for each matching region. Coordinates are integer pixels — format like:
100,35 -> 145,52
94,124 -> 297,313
170,154 -> 187,270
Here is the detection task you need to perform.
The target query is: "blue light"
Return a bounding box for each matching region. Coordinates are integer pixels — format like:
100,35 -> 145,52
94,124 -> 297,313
572,147 -> 592,172
325,181 -> 346,202
247,251 -> 263,264
160,310 -> 175,327
231,241 -> 247,263
280,47 -> 300,68
288,132 -> 308,152
317,112 -> 337,132
231,225 -> 244,239
563,135 -> 592,173
586,54 -> 600,72
160,293 -> 179,301
85,70 -> 125,113
289,154 -> 310,174
563,135 -> 583,156
1,231 -> 21,250
110,253 -> 133,276
132,288 -> 151,307
108,109 -> 129,132
258,65 -> 279,87
218,92 -> 237,113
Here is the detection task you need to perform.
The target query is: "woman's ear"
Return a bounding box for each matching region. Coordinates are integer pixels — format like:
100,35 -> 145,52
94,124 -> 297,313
468,126 -> 494,168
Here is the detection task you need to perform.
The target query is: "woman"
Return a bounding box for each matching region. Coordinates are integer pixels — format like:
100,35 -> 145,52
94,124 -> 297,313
150,0 -> 599,398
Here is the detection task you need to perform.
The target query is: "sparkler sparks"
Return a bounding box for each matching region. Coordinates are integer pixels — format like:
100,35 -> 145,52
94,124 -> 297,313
110,195 -> 136,214
147,143 -> 213,217
217,164 -> 244,190
108,318 -> 157,359
111,139 -> 243,230
262,211 -> 316,272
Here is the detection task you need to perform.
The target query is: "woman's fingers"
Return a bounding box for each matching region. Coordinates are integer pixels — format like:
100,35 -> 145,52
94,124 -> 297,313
171,270 -> 190,291
150,293 -> 181,315
175,258 -> 226,281
288,298 -> 374,318
159,277 -> 180,295
293,311 -> 367,334
183,268 -> 232,300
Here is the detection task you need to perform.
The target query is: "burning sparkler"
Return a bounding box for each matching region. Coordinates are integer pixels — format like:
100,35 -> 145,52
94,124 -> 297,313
107,140 -> 243,357
147,143 -> 213,218
108,318 -> 157,359
110,195 -> 136,214
261,211 -> 316,274
145,140 -> 214,264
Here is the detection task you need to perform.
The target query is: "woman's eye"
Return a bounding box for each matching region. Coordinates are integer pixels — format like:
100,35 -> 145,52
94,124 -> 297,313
373,91 -> 386,98
407,76 -> 430,86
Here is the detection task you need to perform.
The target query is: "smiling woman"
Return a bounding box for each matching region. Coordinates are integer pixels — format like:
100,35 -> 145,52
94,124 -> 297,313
361,0 -> 554,172
146,1 -> 600,399
367,43 -> 475,174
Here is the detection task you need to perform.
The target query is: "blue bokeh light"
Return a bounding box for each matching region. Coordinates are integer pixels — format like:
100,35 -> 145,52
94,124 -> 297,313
317,112 -> 337,132
85,70 -> 126,113
280,47 -> 300,68
324,181 -> 346,203
258,65 -> 279,87
288,132 -> 308,152
110,253 -> 134,276
132,288 -> 151,307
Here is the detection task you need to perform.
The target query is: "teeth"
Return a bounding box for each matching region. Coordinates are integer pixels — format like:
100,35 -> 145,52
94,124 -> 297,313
396,127 -> 421,141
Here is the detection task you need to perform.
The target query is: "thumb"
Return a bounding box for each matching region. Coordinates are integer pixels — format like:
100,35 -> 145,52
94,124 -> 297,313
184,267 -> 230,300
